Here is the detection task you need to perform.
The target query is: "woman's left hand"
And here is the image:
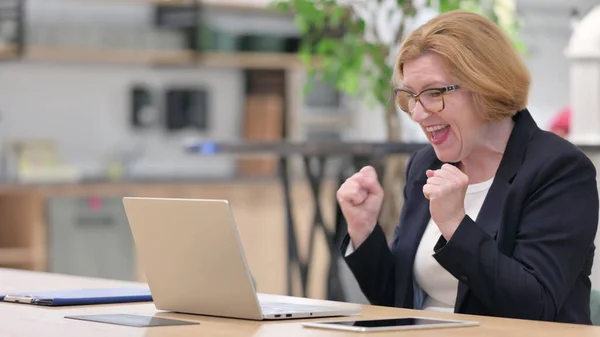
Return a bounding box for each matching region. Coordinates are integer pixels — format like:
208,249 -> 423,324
423,164 -> 468,240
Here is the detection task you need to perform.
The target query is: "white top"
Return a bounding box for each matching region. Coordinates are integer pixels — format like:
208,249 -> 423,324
344,177 -> 493,313
413,177 -> 494,312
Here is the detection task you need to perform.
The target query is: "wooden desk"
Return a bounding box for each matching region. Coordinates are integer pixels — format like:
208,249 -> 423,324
2,268 -> 600,336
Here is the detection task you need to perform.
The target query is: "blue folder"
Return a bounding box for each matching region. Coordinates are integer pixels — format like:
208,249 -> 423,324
0,287 -> 153,306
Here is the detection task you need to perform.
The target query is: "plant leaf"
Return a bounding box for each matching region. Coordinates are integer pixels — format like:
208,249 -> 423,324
356,19 -> 366,33
316,38 -> 338,54
514,40 -> 528,55
330,7 -> 344,28
439,0 -> 461,12
338,70 -> 360,95
270,0 -> 291,12
293,15 -> 310,34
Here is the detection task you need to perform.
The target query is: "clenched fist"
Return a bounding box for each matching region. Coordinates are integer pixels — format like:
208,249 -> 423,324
337,166 -> 384,248
423,163 -> 468,240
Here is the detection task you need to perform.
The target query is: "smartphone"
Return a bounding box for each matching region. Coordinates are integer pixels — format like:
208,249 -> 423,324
302,316 -> 479,332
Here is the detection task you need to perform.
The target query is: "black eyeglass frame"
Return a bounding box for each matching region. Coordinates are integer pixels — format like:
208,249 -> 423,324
394,84 -> 461,114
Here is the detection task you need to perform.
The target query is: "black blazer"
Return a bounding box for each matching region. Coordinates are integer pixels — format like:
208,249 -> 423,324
341,109 -> 599,324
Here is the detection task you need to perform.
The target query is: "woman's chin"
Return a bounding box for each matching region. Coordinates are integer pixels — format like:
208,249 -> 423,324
429,133 -> 460,163
431,145 -> 460,163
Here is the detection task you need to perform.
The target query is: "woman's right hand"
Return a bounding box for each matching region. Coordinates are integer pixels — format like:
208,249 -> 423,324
336,166 -> 384,249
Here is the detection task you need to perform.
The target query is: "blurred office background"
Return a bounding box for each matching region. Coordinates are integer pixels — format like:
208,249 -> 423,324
0,0 -> 599,304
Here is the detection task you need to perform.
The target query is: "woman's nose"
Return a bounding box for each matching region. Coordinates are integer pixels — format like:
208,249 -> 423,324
410,102 -> 430,122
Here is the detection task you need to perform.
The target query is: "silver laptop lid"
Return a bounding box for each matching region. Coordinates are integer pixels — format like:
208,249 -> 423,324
123,197 -> 264,320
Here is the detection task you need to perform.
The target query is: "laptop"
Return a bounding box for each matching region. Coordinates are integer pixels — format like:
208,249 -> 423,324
122,197 -> 360,320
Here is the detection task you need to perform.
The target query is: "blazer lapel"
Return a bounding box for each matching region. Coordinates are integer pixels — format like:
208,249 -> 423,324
453,177 -> 510,312
453,109 -> 539,312
396,157 -> 442,308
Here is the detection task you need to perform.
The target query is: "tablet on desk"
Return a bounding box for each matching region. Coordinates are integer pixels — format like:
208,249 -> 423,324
302,316 -> 479,332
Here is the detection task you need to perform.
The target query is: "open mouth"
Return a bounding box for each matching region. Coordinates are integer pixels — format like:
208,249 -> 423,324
425,124 -> 450,144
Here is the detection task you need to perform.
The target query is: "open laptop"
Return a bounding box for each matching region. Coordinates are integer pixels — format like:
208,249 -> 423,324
122,197 -> 360,320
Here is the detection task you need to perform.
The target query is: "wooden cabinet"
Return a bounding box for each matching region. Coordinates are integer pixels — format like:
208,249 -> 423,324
0,192 -> 46,271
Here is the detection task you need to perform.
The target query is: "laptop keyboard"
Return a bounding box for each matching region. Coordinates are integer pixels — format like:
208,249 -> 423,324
261,302 -> 336,314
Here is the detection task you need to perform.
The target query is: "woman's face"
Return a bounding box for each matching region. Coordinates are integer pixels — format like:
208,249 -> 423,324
399,53 -> 485,163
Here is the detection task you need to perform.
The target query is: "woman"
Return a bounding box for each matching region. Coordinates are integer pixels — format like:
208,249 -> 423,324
337,10 -> 599,324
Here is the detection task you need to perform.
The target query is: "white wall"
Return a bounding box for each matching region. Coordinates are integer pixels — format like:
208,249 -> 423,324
0,62 -> 244,179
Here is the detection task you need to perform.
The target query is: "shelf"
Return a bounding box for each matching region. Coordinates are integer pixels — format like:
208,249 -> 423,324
198,51 -> 307,69
301,114 -> 353,128
0,247 -> 35,265
76,0 -> 278,12
0,44 -> 18,58
22,46 -> 197,65
1,45 -> 309,69
196,0 -> 279,12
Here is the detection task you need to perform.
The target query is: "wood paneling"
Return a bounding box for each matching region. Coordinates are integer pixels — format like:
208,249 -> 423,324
240,95 -> 284,176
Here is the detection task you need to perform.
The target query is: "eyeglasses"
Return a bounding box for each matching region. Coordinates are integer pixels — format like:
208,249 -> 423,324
394,85 -> 461,114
